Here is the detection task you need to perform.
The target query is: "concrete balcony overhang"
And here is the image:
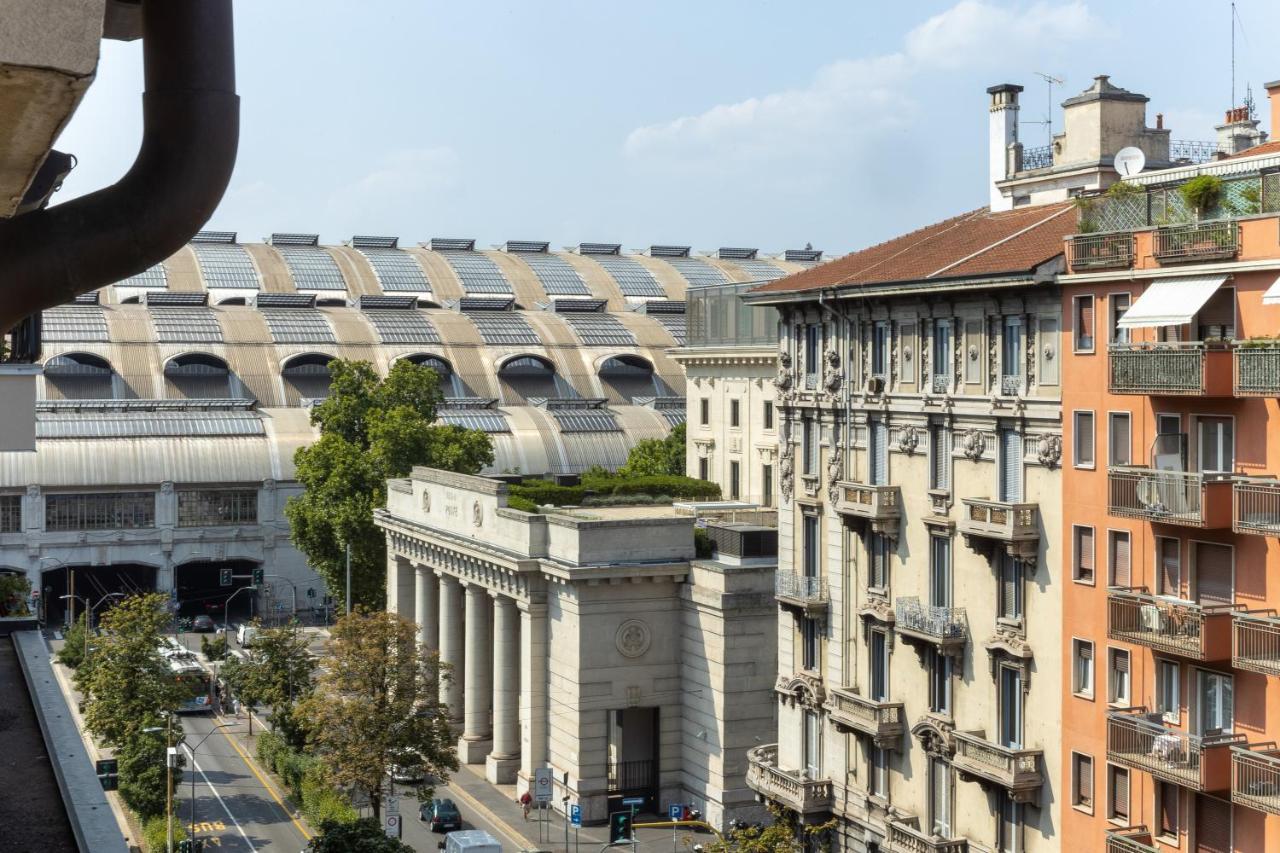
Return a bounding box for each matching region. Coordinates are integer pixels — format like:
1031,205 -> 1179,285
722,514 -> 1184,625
1106,708 -> 1243,792
951,729 -> 1044,805
774,571 -> 829,617
834,480 -> 901,538
1107,587 -> 1236,661
957,497 -> 1040,564
745,744 -> 833,816
825,684 -> 904,749
894,597 -> 967,658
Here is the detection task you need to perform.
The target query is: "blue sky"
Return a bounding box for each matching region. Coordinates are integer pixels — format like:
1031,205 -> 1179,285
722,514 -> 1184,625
57,0 -> 1279,256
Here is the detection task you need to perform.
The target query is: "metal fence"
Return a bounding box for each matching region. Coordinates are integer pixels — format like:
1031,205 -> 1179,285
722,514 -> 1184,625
895,596 -> 967,640
1108,343 -> 1206,395
1068,232 -> 1135,270
1107,587 -> 1219,658
1234,479 -> 1280,535
1234,612 -> 1280,676
607,759 -> 655,792
1153,220 -> 1239,262
775,572 -> 829,603
1235,346 -> 1280,396
1232,745 -> 1280,816
1108,467 -> 1205,524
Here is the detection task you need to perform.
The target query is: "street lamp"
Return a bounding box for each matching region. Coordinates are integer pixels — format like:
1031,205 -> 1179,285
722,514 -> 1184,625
184,723 -> 230,848
61,592 -> 124,660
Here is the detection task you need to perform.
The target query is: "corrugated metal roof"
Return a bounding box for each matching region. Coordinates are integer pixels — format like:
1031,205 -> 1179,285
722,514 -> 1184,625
37,409 -> 265,439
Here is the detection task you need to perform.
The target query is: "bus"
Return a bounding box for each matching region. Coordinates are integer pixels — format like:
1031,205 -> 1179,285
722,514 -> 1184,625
160,639 -> 214,714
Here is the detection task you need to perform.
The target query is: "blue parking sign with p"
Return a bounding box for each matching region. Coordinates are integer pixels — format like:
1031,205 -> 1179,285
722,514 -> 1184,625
570,804 -> 582,827
669,804 -> 682,821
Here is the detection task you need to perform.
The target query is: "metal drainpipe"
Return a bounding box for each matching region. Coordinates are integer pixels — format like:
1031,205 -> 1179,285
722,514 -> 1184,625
0,0 -> 240,333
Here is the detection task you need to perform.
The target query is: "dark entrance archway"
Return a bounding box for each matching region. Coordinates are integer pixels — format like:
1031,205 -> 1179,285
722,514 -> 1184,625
174,559 -> 259,622
40,563 -> 157,627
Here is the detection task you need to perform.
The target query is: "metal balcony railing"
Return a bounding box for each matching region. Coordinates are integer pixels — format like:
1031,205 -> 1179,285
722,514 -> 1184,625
775,572 -> 830,615
1107,587 -> 1235,660
958,498 -> 1039,546
951,730 -> 1044,802
1234,479 -> 1280,536
1068,231 -> 1135,270
1153,220 -> 1240,263
885,818 -> 969,853
1021,145 -> 1053,170
745,744 -> 833,815
606,759 -> 655,792
1232,744 -> 1280,816
825,685 -> 904,748
1104,827 -> 1159,853
1106,708 -> 1242,791
895,597 -> 967,654
1233,611 -> 1280,676
1107,467 -> 1233,528
1108,342 -> 1233,396
1234,345 -> 1280,396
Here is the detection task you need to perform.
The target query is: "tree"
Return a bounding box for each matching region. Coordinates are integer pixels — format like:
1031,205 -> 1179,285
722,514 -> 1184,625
117,729 -> 170,818
704,808 -> 836,853
56,612 -> 89,669
220,653 -> 269,736
308,817 -> 413,853
286,359 -> 493,609
618,422 -> 686,477
76,592 -> 182,749
223,624 -> 315,745
297,608 -> 457,822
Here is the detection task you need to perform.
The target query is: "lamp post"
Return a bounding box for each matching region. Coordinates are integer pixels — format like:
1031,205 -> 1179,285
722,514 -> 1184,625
185,723 -> 229,848
61,592 -> 125,660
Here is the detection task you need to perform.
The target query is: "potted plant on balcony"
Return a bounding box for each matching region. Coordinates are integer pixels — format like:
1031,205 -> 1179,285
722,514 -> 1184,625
1179,175 -> 1222,222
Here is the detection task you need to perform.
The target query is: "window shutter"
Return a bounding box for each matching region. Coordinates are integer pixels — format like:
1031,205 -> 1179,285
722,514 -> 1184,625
1078,642 -> 1093,661
1113,768 -> 1129,820
1195,542 -> 1234,606
1078,528 -> 1095,578
1075,756 -> 1093,805
1112,532 -> 1131,587
1114,650 -> 1129,673
1159,783 -> 1179,834
1110,414 -> 1131,466
1000,430 -> 1023,502
1076,413 -> 1095,464
871,420 -> 888,485
1002,559 -> 1021,619
931,427 -> 949,490
1078,297 -> 1095,344
1194,794 -> 1231,853
1160,540 -> 1181,597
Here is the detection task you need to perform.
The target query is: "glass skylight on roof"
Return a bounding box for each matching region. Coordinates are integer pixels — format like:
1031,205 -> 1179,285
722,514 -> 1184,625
119,263 -> 168,289
664,255 -> 728,288
662,409 -> 687,426
563,314 -> 635,346
468,313 -> 539,345
364,310 -> 441,344
550,409 -> 621,433
359,248 -> 431,292
36,409 -> 264,439
260,308 -> 336,344
439,251 -> 512,294
42,306 -> 108,342
655,315 -> 687,344
437,409 -> 510,433
151,308 -> 223,343
591,255 -> 666,298
274,245 -> 346,291
734,259 -> 787,282
191,242 -> 261,289
520,252 -> 590,296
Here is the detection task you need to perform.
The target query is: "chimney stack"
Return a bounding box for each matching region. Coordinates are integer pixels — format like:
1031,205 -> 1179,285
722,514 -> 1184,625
1267,80 -> 1280,140
988,83 -> 1024,212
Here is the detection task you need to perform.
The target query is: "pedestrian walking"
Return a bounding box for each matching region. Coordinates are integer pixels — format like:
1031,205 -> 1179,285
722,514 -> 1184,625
520,790 -> 532,820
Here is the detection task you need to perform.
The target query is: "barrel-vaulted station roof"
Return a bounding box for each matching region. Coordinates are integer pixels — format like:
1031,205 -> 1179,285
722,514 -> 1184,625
22,233 -> 820,484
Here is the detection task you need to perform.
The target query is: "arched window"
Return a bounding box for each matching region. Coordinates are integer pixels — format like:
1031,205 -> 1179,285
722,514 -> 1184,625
43,352 -> 115,400
164,353 -> 235,399
281,353 -> 335,404
598,354 -> 665,403
497,355 -> 568,404
216,297 -> 247,306
400,353 -> 466,397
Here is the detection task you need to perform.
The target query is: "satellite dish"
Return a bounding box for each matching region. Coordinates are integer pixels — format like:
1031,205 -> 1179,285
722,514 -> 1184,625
1115,146 -> 1146,178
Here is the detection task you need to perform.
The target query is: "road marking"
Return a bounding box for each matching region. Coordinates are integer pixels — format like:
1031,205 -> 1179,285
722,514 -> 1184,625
441,775 -> 533,852
213,714 -> 313,841
182,743 -> 257,851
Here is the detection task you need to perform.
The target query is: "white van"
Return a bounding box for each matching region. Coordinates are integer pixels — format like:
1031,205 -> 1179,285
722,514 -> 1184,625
236,624 -> 259,647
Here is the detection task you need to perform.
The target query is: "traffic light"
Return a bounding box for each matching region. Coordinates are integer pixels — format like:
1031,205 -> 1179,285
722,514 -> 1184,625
252,567 -> 264,586
219,568 -> 232,587
609,811 -> 632,843
95,758 -> 118,790
177,841 -> 191,853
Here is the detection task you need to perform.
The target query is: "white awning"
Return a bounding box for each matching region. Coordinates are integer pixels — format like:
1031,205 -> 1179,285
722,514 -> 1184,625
1263,274 -> 1280,305
1118,275 -> 1227,329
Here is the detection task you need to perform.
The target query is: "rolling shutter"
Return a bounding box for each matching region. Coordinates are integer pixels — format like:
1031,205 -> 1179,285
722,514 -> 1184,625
1077,528 -> 1095,580
1111,532 -> 1131,587
1160,539 -> 1182,597
931,427 -> 950,490
870,420 -> 888,485
1195,542 -> 1233,606
1194,794 -> 1231,853
1001,557 -> 1022,619
1000,429 -> 1023,502
1075,755 -> 1093,807
1112,768 -> 1129,820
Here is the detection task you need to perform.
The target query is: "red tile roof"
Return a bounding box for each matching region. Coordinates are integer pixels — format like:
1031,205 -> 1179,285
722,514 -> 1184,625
752,202 -> 1077,295
1225,139 -> 1280,160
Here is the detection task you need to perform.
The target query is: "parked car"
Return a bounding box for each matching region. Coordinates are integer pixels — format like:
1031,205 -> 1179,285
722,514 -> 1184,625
236,624 -> 258,647
191,615 -> 216,633
388,748 -> 425,783
420,798 -> 462,833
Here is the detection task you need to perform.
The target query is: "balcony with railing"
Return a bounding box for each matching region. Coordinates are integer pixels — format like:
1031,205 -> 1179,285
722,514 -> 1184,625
1067,231 -> 1135,271
1233,611 -> 1280,676
1232,744 -> 1280,816
1106,708 -> 1242,791
775,572 -> 829,616
958,498 -> 1039,557
1107,467 -> 1233,528
1108,342 -> 1234,396
745,744 -> 833,816
826,685 -> 904,749
951,730 -> 1044,803
1153,220 -> 1240,263
894,597 -> 967,656
1107,587 -> 1234,660
834,480 -> 901,536
1104,827 -> 1159,853
1234,478 -> 1280,536
884,817 -> 969,853
1234,344 -> 1280,396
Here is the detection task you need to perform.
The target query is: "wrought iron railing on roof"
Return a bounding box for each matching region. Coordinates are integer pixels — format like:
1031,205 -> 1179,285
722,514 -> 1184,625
1170,140 -> 1228,163
1021,145 -> 1053,170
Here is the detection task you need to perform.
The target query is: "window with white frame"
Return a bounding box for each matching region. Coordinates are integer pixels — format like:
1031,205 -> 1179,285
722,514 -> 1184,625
1073,295 -> 1095,352
1110,293 -> 1131,344
1001,316 -> 1023,394
1073,411 -> 1095,468
1108,648 -> 1130,705
999,666 -> 1023,748
1073,639 -> 1094,697
1071,753 -> 1094,812
929,758 -> 952,837
869,746 -> 888,799
1073,525 -> 1095,584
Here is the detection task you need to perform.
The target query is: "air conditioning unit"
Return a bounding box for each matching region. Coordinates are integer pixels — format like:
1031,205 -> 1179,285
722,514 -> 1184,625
866,376 -> 885,394
706,523 -> 777,560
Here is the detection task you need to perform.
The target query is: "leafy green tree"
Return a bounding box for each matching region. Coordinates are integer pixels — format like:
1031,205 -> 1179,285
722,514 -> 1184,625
224,625 -> 315,746
705,808 -> 836,853
200,633 -> 228,662
308,817 -> 413,853
117,729 -> 171,818
285,359 -> 493,609
298,608 -> 457,822
618,422 -> 687,477
56,612 -> 89,669
220,652 -> 269,736
76,592 -> 182,749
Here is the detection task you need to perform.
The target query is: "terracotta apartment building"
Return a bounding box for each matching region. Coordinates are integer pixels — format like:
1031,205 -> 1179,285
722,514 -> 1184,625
1060,83 -> 1280,852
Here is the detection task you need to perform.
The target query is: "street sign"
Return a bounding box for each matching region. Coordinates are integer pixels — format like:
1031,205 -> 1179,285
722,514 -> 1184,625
669,804 -> 682,821
386,793 -> 400,816
384,814 -> 401,838
570,804 -> 582,827
622,797 -> 645,807
533,767 -> 554,803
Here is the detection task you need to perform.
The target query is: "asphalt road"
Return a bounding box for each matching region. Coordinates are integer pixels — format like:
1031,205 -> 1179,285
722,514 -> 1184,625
178,712 -> 311,852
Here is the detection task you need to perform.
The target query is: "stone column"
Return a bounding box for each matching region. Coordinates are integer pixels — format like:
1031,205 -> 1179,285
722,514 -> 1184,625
486,594 -> 520,783
459,583 -> 493,763
415,565 -> 438,651
386,553 -> 415,617
437,573 -> 464,722
518,600 -> 549,789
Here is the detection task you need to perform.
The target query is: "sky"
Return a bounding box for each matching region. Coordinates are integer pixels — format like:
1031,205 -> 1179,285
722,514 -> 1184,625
56,0 -> 1280,257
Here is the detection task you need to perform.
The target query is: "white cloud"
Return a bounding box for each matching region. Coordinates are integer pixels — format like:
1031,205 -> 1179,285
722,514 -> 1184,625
623,1 -> 1099,170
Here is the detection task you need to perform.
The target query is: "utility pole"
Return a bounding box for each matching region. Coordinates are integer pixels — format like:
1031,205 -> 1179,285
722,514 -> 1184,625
166,713 -> 174,853
345,542 -> 352,615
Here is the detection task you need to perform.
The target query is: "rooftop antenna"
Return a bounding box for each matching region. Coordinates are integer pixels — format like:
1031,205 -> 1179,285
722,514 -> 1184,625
1231,0 -> 1236,109
1033,72 -> 1064,144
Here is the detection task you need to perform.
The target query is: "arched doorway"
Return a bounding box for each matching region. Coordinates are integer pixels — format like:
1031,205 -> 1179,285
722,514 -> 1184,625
39,562 -> 158,627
